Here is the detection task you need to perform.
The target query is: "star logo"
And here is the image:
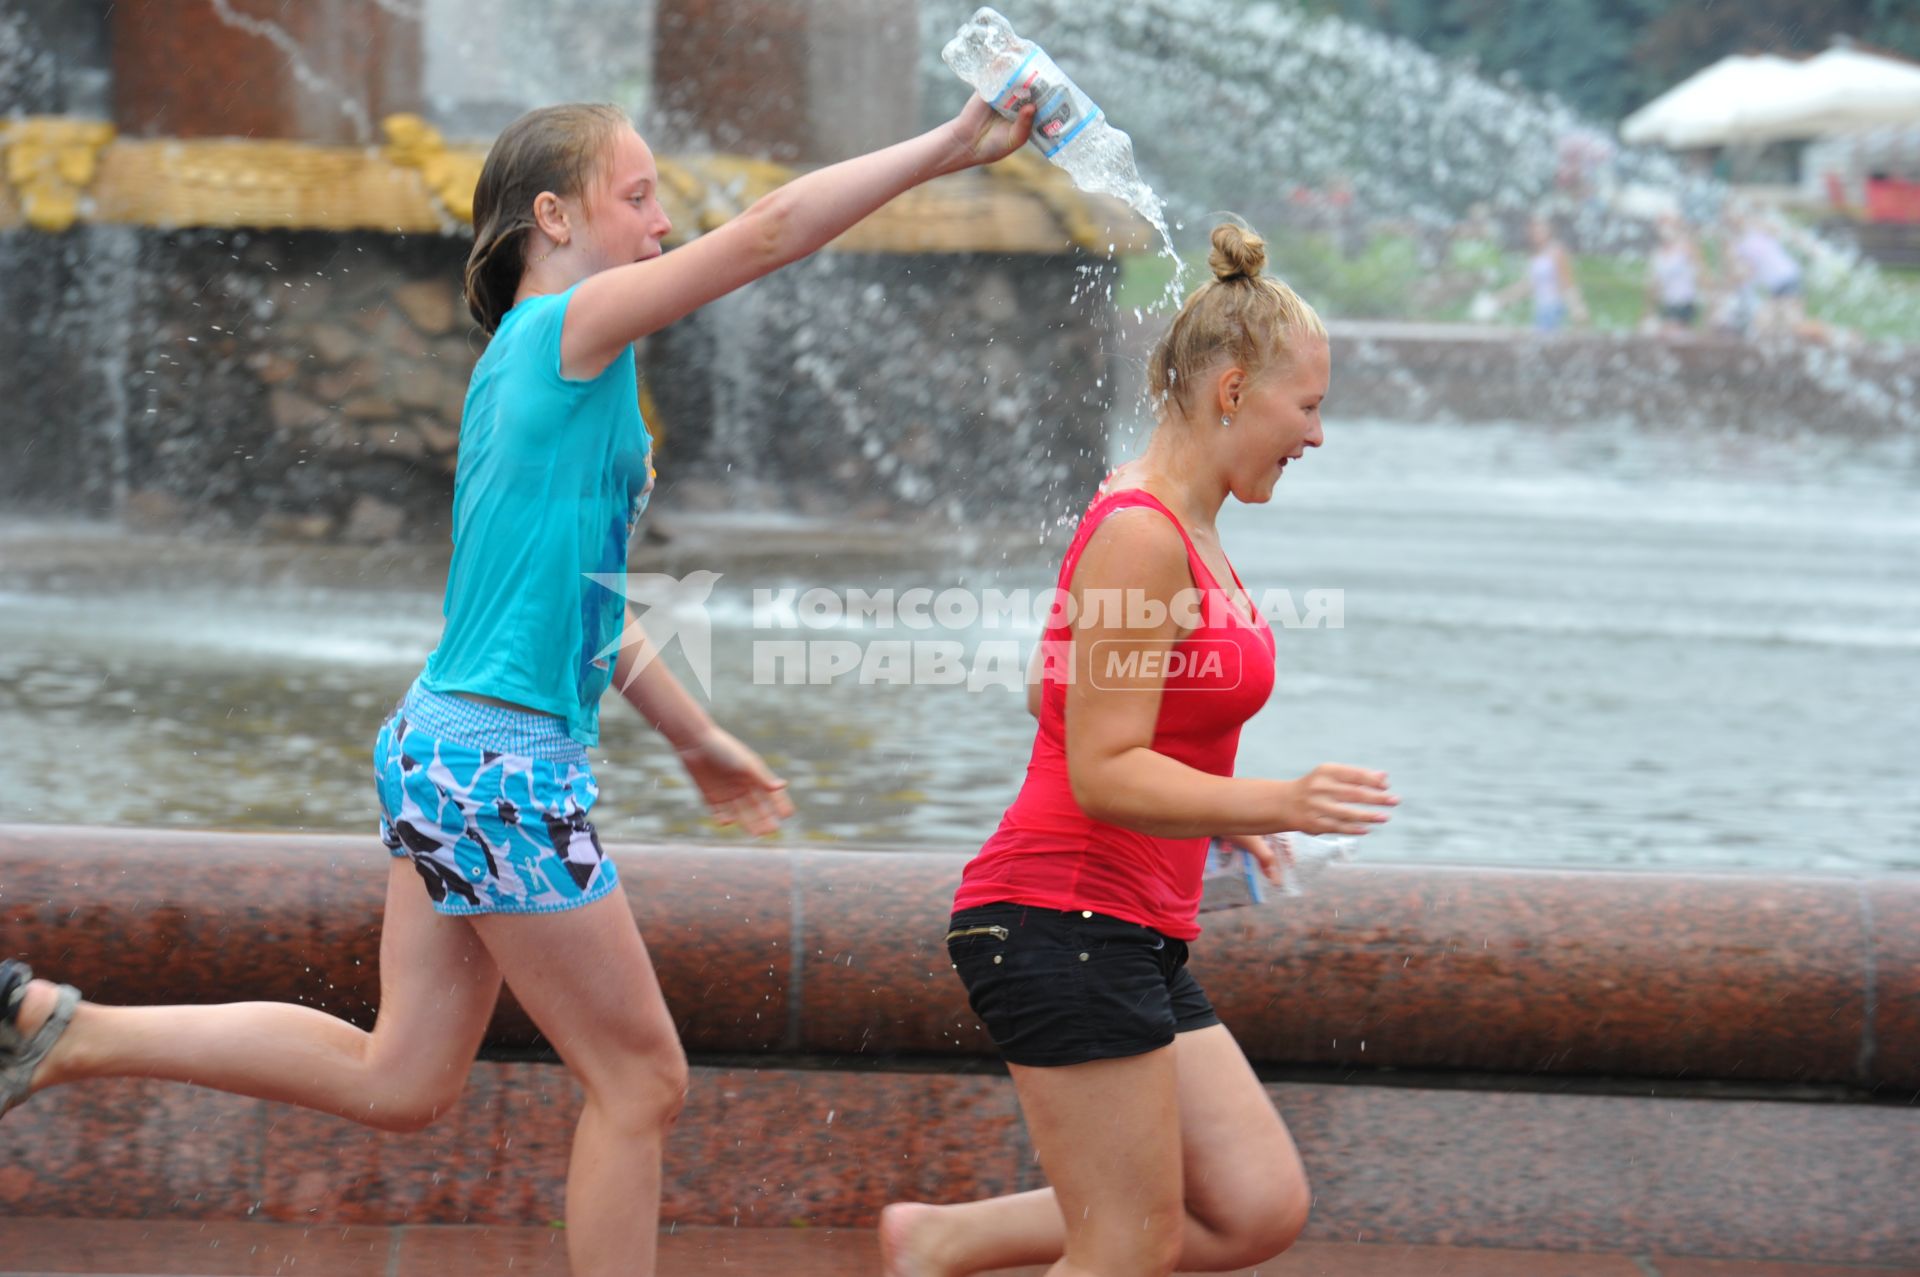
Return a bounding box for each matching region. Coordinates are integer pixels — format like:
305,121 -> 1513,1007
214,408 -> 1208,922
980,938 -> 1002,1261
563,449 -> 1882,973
583,570 -> 725,699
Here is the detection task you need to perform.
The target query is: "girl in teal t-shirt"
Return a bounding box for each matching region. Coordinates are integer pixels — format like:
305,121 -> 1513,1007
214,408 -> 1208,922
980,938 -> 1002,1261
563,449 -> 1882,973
0,96 -> 1035,1276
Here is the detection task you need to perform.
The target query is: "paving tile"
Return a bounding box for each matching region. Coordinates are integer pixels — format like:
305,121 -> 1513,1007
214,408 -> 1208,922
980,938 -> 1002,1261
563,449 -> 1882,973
1653,1260 -> 1920,1277
1267,1241 -> 1643,1276
0,1218 -> 393,1276
391,1223 -> 569,1272
0,1221 -> 1736,1277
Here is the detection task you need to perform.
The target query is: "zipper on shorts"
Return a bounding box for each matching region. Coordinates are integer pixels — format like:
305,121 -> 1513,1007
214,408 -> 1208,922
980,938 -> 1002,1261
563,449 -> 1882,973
945,924 -> 1011,942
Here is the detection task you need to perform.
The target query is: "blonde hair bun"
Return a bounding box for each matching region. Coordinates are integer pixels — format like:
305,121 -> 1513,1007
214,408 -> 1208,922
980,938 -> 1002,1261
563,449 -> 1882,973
1208,223 -> 1267,283
1145,218 -> 1324,416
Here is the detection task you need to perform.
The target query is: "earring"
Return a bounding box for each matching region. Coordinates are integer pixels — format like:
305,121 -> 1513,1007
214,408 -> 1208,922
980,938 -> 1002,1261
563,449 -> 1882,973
1220,414 -> 1233,427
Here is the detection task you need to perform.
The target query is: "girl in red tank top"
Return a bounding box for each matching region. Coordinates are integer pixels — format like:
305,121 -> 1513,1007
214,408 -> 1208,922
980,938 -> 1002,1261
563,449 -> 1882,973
883,224 -> 1398,1277
953,482 -> 1277,938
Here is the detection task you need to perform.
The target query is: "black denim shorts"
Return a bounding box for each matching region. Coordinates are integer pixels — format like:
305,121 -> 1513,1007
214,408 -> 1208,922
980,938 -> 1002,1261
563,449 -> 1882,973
947,901 -> 1220,1067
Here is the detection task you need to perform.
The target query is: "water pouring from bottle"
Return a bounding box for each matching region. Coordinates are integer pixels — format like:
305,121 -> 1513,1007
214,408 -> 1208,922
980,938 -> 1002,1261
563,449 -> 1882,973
942,6 -> 1186,308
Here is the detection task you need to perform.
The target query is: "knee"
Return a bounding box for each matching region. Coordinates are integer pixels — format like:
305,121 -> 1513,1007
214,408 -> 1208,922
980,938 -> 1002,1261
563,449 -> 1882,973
366,1072 -> 471,1134
1223,1173 -> 1311,1265
585,1042 -> 689,1135
650,1047 -> 691,1125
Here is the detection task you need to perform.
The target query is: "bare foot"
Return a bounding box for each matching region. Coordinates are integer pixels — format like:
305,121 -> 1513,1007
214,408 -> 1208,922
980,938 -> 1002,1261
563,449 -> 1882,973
879,1201 -> 953,1277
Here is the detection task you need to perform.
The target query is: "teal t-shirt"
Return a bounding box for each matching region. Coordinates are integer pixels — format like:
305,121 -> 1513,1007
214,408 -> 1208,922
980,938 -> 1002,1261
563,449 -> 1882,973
420,283 -> 654,747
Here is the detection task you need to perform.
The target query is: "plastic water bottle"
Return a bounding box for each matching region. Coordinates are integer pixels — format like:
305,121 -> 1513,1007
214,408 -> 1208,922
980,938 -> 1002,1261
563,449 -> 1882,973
941,7 -> 1168,240
1273,834 -> 1354,898
1198,833 -> 1356,911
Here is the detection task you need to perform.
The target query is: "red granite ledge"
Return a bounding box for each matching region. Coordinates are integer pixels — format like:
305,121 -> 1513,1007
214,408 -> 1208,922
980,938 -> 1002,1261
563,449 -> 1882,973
0,825 -> 1912,1086
793,849 -> 971,1056
3,1060 -> 1916,1265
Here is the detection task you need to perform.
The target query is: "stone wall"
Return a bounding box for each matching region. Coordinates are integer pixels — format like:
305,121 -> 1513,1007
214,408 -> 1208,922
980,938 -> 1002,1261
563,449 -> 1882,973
0,226 -> 1119,537
2,826 -> 1917,1263
95,229 -> 470,541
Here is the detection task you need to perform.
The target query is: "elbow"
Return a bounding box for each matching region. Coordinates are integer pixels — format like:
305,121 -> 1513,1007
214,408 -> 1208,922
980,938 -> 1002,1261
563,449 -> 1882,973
742,189 -> 797,271
1069,765 -> 1119,825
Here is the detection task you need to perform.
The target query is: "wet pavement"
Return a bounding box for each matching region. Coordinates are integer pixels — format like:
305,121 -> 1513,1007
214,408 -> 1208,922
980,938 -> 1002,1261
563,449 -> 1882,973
1,1220 -> 1915,1276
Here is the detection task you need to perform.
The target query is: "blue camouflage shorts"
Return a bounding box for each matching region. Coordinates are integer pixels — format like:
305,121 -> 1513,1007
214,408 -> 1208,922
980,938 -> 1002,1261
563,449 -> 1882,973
373,680 -> 619,916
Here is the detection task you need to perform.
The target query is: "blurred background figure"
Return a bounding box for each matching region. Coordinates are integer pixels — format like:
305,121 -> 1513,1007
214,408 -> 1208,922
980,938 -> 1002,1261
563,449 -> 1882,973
1646,214 -> 1704,332
1728,210 -> 1830,342
1496,216 -> 1588,333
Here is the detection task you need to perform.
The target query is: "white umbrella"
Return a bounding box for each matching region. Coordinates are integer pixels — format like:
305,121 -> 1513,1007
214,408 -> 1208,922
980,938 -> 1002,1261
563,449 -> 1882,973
1620,53 -> 1804,149
1738,45 -> 1920,139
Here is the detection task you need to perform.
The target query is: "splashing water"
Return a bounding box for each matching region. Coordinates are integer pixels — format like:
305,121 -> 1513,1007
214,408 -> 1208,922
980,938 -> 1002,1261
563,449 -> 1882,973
921,0 -> 1919,337
927,0 -> 1699,246
940,7 -> 1186,308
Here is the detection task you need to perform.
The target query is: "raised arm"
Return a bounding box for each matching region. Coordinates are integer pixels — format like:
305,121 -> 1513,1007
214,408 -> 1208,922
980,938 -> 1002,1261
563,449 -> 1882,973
562,97 -> 1034,375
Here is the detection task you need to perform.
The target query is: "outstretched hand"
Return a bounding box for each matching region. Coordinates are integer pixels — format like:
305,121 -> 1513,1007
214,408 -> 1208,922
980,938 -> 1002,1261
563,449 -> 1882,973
947,95 -> 1035,171
675,726 -> 795,836
1281,764 -> 1398,837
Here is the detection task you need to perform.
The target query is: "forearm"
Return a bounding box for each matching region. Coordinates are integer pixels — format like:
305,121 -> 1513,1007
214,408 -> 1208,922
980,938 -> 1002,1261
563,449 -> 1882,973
1073,748 -> 1293,838
748,127 -> 965,270
611,616 -> 712,750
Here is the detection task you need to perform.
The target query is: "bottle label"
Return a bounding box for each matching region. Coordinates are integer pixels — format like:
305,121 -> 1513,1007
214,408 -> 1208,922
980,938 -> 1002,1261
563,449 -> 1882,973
990,45 -> 1103,159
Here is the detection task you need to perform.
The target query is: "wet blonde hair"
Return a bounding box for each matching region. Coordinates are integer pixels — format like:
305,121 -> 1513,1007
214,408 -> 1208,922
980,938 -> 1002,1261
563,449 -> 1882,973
464,103 -> 630,334
1147,222 -> 1326,417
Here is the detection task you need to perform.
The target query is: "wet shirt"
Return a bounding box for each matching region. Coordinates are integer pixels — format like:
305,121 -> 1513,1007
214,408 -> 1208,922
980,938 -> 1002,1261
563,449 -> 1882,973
420,284 -> 654,747
955,487 -> 1277,940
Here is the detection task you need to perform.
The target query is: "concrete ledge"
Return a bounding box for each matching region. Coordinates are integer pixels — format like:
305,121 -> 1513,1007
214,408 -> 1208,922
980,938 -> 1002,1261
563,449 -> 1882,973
1,825 -> 1913,1090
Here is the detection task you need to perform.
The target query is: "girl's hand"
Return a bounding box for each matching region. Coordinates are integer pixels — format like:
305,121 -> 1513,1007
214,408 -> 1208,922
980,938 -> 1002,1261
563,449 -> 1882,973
946,95 -> 1035,171
1279,765 -> 1397,836
674,726 -> 795,836
1216,831 -> 1291,885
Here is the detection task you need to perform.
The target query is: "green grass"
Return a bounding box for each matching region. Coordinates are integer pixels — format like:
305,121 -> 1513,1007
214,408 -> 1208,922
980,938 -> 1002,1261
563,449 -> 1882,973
1118,232 -> 1920,342
1117,234 -> 1438,320
1809,263 -> 1920,342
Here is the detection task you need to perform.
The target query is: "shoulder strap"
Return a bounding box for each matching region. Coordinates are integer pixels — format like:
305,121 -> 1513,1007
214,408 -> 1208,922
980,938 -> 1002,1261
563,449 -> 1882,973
1055,487 -> 1207,593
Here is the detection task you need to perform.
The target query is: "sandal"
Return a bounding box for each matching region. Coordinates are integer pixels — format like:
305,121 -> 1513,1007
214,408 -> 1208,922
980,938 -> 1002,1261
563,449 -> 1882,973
0,959 -> 80,1120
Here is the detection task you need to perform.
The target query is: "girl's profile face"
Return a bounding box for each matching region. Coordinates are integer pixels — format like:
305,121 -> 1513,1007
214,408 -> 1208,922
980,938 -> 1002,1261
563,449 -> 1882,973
1221,339 -> 1329,506
575,127 -> 674,271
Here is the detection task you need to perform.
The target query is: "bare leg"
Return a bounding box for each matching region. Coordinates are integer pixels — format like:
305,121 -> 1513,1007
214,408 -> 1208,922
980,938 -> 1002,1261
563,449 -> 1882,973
893,1044 -> 1187,1277
470,883 -> 688,1277
16,859 -> 502,1131
881,1025 -> 1308,1276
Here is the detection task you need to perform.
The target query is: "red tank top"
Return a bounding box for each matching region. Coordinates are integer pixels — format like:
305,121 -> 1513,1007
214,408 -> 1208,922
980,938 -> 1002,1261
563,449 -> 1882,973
955,486 -> 1277,939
